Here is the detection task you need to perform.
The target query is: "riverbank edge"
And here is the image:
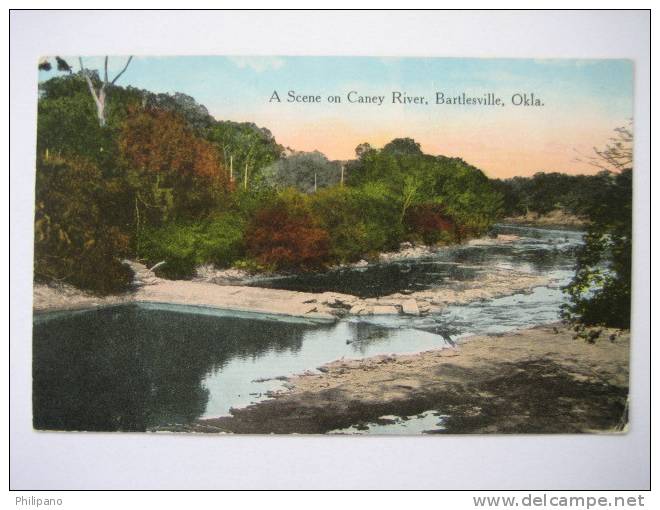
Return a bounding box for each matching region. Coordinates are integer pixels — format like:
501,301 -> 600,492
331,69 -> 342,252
33,234 -> 552,320
33,269 -> 551,320
186,323 -> 630,435
503,209 -> 588,228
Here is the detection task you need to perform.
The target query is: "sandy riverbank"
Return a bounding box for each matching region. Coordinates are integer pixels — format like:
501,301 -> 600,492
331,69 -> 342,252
32,266 -> 549,320
189,324 -> 629,434
32,234 -> 549,319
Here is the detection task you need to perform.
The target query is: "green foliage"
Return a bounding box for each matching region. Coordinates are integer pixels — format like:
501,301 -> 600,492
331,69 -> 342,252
492,171 -> 613,218
37,82 -> 118,171
143,91 -> 215,134
432,157 -> 503,237
310,184 -> 402,262
348,140 -> 502,237
381,137 -> 423,156
262,151 -> 342,192
561,169 -> 632,329
34,156 -> 133,294
140,213 -> 246,279
207,121 -> 283,190
35,74 -> 511,292
559,123 -> 633,332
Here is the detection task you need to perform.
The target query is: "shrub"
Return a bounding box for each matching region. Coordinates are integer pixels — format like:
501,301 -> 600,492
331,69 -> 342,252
140,213 -> 245,279
561,169 -> 632,329
246,191 -> 330,270
34,156 -> 133,294
404,203 -> 456,245
310,184 -> 402,262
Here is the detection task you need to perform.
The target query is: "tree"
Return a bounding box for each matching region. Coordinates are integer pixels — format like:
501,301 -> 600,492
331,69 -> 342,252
382,137 -> 423,156
310,184 -> 402,261
246,192 -> 330,270
561,124 -> 634,332
574,120 -> 633,173
34,155 -> 133,294
79,56 -> 133,126
261,151 -> 341,193
143,92 -> 215,134
354,142 -> 374,159
118,107 -> 229,254
207,121 -> 283,189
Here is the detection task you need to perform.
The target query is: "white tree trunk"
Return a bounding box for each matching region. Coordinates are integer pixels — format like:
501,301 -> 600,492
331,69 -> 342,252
79,56 -> 132,127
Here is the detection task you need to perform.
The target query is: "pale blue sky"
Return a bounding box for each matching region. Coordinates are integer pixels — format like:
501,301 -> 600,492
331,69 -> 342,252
39,56 -> 634,177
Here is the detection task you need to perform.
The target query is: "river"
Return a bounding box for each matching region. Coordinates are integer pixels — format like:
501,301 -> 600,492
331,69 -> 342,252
32,224 -> 583,432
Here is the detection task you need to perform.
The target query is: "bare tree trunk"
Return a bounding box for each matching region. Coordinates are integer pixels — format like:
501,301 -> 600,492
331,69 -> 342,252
79,56 -> 133,127
340,165 -> 344,186
230,155 -> 233,182
95,87 -> 107,126
135,195 -> 141,257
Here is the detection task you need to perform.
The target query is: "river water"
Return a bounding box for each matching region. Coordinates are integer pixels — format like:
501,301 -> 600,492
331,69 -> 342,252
32,224 -> 583,432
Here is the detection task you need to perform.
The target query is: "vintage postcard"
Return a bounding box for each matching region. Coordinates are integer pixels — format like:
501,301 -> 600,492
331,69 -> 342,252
32,56 -> 633,434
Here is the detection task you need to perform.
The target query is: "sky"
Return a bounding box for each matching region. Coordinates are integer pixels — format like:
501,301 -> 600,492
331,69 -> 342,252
39,56 -> 633,178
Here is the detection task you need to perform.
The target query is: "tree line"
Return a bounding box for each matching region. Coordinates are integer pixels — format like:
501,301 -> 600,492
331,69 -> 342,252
34,66 -> 503,293
35,59 -> 632,331
491,171 -> 621,218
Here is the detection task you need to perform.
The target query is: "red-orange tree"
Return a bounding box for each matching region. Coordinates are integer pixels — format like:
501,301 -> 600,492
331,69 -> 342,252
119,108 -> 229,221
246,194 -> 330,271
404,203 -> 456,244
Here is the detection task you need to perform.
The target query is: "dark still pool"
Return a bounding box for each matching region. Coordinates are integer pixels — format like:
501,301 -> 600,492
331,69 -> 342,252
32,304 -> 451,432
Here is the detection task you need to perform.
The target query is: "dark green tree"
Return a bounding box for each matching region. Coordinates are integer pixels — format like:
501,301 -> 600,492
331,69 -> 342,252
561,124 -> 633,332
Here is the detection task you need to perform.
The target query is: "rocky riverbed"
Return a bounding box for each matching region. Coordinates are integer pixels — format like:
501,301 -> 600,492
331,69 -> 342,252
33,234 -> 549,319
33,265 -> 548,320
185,324 -> 629,435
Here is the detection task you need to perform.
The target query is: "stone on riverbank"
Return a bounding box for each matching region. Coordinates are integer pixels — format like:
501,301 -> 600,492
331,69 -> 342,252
371,305 -> 399,315
401,300 -> 420,316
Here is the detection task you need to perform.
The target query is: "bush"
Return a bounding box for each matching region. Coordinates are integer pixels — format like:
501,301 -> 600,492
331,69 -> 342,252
34,156 -> 133,294
140,213 -> 245,279
310,184 -> 403,262
404,203 -> 456,245
246,190 -> 330,270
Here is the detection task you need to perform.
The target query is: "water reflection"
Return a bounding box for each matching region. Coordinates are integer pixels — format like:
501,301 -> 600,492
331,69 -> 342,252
33,305 -> 326,431
247,224 -> 582,297
33,305 -> 450,431
248,260 -> 479,299
32,225 -> 584,432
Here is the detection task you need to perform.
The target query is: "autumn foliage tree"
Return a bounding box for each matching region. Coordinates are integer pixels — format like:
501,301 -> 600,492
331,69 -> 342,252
404,204 -> 456,245
246,193 -> 330,271
118,108 -> 229,251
